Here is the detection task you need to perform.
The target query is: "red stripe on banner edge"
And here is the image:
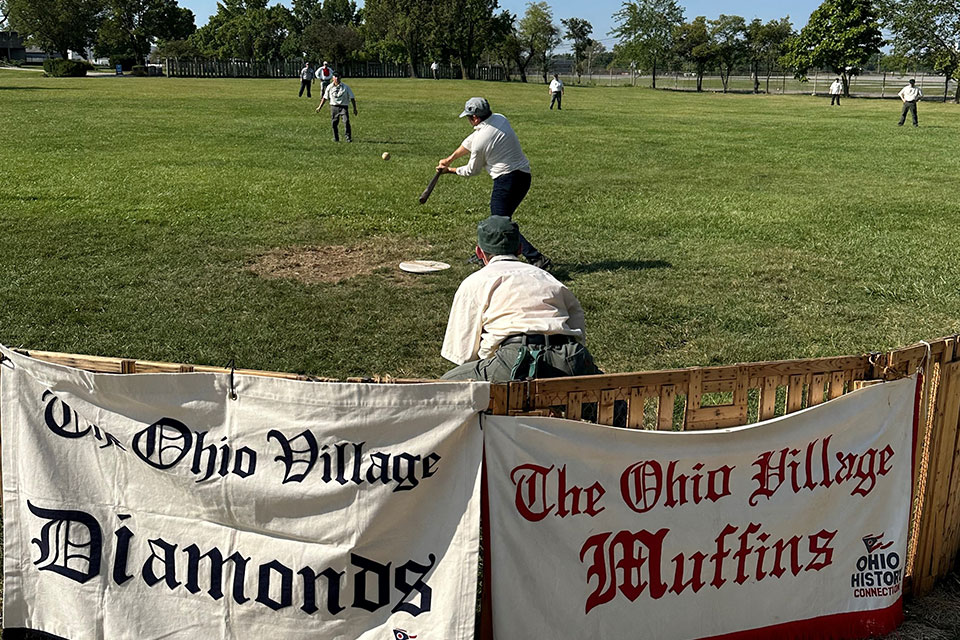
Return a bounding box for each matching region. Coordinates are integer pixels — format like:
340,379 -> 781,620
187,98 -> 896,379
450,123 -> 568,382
697,598 -> 903,640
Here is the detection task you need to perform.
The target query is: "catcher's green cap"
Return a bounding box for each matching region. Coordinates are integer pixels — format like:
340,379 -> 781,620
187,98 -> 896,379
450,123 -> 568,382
477,216 -> 520,256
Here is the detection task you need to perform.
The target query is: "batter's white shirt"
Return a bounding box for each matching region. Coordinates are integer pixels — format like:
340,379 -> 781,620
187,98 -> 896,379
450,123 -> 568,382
324,82 -> 354,105
441,255 -> 586,364
549,79 -> 563,92
899,85 -> 922,102
456,113 -> 531,180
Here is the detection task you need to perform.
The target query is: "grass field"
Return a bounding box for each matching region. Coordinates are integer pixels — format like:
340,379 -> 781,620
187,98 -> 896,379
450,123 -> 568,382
1,72 -> 959,379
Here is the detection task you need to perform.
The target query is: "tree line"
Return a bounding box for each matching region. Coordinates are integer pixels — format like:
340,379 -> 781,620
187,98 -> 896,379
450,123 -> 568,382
2,0 -> 959,100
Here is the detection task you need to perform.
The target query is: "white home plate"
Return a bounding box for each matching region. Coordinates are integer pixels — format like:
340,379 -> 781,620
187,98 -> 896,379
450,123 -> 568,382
399,260 -> 451,273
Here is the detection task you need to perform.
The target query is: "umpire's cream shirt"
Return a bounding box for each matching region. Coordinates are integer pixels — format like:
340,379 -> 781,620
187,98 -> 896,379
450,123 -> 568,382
441,255 -> 585,364
456,114 -> 531,180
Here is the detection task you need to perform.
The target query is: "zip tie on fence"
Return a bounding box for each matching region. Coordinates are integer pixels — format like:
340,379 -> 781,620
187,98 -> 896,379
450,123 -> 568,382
226,358 -> 238,401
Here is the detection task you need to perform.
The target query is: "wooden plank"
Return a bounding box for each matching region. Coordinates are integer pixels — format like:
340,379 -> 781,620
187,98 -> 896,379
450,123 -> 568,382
658,385 -> 676,431
732,368 -> 749,426
760,376 -> 778,421
913,362 -> 960,593
120,359 -> 136,374
489,384 -> 509,415
628,387 -> 645,429
809,374 -> 826,406
703,380 -> 736,394
687,405 -> 743,430
685,369 -> 704,427
828,371 -> 845,400
598,390 -> 616,426
567,392 -> 583,421
786,374 -> 804,414
508,382 -> 527,414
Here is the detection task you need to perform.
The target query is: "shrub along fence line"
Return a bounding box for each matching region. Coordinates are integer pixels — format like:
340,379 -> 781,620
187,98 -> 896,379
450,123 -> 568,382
162,57 -> 505,80
4,336 -> 958,597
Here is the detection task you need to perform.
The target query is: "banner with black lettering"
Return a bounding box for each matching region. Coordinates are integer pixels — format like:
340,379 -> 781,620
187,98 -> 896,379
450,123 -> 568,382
484,376 -> 917,640
1,347 -> 487,640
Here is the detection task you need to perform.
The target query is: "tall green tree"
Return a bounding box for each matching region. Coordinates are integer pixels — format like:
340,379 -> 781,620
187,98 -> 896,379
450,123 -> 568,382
672,15 -> 712,91
96,0 -> 195,66
7,0 -> 102,59
363,0 -> 434,76
709,14 -> 745,93
437,0 -> 501,79
883,0 -> 960,102
190,0 -> 298,60
782,0 -> 884,96
561,17 -> 592,83
610,0 -> 683,89
518,2 -> 560,83
488,10 -> 521,81
752,17 -> 793,93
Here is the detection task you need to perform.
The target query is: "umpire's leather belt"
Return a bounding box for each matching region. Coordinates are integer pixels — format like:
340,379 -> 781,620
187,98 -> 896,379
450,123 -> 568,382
501,333 -> 577,347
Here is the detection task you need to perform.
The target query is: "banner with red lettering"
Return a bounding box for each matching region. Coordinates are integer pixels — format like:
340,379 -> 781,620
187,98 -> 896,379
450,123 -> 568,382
484,376 -> 917,640
1,347 -> 487,640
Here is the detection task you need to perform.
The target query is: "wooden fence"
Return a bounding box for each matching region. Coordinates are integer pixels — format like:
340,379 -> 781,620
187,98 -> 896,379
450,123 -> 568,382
5,336 -> 960,596
163,57 -> 505,81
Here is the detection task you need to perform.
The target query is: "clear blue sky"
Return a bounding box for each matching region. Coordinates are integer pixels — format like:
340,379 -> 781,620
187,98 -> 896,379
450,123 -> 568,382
180,0 -> 822,52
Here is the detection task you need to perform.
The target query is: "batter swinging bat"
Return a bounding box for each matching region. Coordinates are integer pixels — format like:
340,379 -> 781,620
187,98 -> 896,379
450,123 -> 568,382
419,169 -> 443,204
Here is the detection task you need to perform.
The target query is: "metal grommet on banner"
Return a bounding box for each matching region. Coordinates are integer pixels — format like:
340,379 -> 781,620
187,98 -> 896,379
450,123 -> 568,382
226,358 -> 238,401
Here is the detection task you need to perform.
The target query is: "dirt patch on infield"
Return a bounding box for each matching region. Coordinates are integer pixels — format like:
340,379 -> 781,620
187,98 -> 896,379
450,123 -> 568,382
248,239 -> 425,284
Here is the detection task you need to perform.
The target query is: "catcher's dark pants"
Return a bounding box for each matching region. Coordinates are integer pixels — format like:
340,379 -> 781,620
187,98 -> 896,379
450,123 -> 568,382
490,170 -> 540,261
550,91 -> 562,109
830,94 -> 840,105
442,337 -> 601,382
331,105 -> 352,141
899,101 -> 918,126
298,79 -> 311,97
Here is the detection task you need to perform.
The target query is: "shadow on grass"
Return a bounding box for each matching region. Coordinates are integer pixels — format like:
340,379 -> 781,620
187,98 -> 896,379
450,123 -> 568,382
552,259 -> 672,282
0,87 -> 67,91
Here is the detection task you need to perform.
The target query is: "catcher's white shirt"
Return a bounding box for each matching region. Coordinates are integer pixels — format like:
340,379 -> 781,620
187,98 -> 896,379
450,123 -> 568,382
442,255 -> 585,364
899,85 -> 922,102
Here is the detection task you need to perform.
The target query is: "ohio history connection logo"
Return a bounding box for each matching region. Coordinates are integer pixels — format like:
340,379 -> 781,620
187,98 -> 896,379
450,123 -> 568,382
851,533 -> 902,598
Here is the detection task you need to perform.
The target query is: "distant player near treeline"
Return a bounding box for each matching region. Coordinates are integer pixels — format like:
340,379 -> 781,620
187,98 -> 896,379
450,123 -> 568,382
898,79 -> 922,127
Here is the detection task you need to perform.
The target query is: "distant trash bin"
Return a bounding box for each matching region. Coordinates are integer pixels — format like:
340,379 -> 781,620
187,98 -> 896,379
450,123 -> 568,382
115,64 -> 123,76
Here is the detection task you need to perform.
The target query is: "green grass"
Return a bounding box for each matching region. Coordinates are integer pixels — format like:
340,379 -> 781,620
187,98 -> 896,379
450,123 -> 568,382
1,75 -> 958,378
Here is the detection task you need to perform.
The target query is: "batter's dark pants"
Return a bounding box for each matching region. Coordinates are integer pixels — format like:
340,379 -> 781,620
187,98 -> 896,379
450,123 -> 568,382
830,94 -> 840,105
331,105 -> 351,141
490,170 -> 541,261
899,101 -> 918,126
550,91 -> 562,109
299,79 -> 311,97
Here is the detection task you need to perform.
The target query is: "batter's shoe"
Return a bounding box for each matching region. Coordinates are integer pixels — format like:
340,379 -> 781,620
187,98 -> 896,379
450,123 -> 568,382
530,255 -> 552,271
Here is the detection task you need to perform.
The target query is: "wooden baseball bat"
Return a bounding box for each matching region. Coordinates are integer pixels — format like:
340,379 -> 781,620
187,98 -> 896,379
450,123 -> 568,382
419,169 -> 443,204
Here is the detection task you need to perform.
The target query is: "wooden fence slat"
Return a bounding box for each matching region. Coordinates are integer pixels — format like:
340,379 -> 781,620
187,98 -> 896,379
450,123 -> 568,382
915,362 -> 960,593
567,392 -> 583,421
786,374 -> 804,414
760,376 -> 778,421
658,385 -> 676,430
828,371 -> 845,400
809,374 -> 826,405
628,387 -> 645,429
685,369 -> 704,428
599,390 -> 616,426
489,384 -> 508,415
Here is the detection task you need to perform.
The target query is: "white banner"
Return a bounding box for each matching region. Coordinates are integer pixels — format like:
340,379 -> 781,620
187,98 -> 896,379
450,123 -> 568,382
485,376 -> 917,640
1,347 -> 488,640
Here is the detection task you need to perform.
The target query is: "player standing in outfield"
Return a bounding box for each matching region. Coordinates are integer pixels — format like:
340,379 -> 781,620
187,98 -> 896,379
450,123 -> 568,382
315,61 -> 333,94
437,97 -> 552,270
829,78 -> 843,106
549,74 -> 564,110
898,79 -> 922,127
316,72 -> 357,142
298,62 -> 314,98
441,216 -> 601,382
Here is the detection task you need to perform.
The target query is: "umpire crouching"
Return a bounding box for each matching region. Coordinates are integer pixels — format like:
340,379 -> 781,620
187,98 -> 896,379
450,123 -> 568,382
441,216 -> 602,382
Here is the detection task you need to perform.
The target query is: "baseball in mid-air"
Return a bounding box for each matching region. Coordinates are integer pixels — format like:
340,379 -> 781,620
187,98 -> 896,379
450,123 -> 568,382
382,152 -> 391,161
